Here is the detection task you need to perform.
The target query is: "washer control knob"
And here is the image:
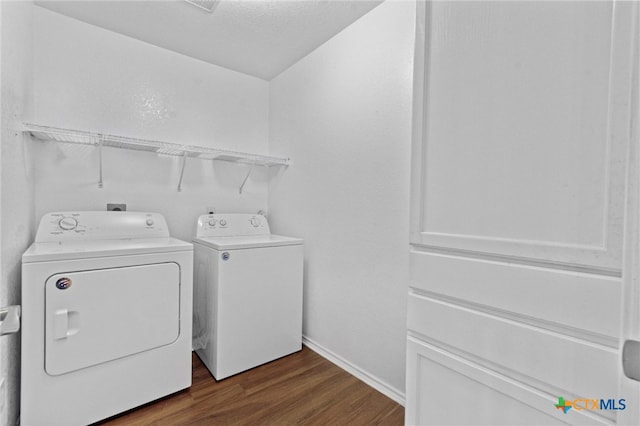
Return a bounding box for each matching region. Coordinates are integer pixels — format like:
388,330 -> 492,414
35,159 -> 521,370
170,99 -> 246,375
208,219 -> 216,226
250,218 -> 260,227
58,217 -> 78,231
146,218 -> 154,226
219,219 -> 227,227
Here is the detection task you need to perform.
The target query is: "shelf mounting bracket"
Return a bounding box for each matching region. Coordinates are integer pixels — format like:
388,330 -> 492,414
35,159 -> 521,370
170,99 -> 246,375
0,305 -> 21,336
97,138 -> 104,189
239,161 -> 256,194
177,151 -> 188,192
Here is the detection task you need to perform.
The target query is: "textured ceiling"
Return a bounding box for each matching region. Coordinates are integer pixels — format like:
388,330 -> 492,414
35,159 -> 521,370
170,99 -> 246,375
34,0 -> 384,80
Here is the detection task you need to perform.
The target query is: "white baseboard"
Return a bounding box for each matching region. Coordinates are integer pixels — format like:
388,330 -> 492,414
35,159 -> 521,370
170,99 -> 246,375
302,335 -> 405,407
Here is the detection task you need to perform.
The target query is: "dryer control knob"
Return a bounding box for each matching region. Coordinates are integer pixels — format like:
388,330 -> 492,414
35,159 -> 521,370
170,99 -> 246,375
58,217 -> 78,231
146,219 -> 154,226
219,219 -> 227,227
208,219 -> 216,226
250,218 -> 260,227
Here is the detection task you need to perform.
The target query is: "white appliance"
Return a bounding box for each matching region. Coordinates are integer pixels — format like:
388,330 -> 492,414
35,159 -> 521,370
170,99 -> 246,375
21,212 -> 193,426
192,213 -> 303,380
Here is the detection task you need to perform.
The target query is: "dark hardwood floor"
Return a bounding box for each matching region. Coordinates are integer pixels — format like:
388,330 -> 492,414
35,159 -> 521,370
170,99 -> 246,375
99,346 -> 404,425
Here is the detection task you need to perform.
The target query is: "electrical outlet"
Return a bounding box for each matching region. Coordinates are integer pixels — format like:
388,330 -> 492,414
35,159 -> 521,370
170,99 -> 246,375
206,206 -> 216,215
107,203 -> 126,212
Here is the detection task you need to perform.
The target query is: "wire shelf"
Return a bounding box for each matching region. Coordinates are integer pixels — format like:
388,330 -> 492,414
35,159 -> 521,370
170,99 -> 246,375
23,123 -> 289,167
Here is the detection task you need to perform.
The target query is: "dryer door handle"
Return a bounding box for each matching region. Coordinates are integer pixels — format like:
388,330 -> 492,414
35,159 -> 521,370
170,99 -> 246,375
52,309 -> 69,340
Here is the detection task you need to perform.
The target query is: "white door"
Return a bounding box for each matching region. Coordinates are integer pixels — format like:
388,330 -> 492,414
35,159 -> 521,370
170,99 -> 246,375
406,1 -> 639,425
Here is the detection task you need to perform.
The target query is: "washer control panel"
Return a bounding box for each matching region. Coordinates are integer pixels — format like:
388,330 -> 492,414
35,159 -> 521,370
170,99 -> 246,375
195,213 -> 270,237
35,212 -> 170,242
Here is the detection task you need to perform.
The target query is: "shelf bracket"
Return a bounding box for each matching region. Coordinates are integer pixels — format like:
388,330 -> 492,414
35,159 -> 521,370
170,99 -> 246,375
0,305 -> 21,336
97,138 -> 104,189
177,151 -> 188,192
239,161 -> 256,194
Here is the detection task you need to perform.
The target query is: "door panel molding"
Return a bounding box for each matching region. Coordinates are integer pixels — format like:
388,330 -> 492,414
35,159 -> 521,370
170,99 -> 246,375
410,289 -> 617,349
409,329 -> 613,418
411,244 -> 621,277
407,338 -> 611,425
410,250 -> 621,341
408,295 -> 619,405
409,1 -> 636,272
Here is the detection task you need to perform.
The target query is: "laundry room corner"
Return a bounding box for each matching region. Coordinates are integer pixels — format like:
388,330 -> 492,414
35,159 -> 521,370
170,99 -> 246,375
0,1 -> 36,425
268,0 -> 416,402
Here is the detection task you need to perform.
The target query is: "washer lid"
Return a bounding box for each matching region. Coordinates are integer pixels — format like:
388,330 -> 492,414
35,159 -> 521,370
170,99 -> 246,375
22,237 -> 192,263
192,234 -> 303,250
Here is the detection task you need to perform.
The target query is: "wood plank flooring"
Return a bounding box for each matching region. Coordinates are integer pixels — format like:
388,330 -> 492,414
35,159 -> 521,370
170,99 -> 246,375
98,346 -> 404,425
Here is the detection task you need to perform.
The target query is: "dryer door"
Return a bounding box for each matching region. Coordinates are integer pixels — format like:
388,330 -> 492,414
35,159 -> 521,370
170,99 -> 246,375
45,262 -> 180,376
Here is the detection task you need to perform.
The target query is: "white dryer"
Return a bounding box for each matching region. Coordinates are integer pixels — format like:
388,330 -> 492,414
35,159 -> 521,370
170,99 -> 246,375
192,213 -> 303,380
21,212 -> 193,426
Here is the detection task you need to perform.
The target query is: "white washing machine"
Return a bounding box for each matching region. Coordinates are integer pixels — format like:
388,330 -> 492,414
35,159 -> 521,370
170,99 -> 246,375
192,213 -> 303,380
21,211 -> 193,426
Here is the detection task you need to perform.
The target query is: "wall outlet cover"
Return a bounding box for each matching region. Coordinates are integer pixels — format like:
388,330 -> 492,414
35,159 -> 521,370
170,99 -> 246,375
107,203 -> 126,212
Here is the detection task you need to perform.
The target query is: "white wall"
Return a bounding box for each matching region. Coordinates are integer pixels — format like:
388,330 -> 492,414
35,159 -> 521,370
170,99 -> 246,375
31,7 -> 270,242
0,2 -> 35,425
268,0 -> 415,399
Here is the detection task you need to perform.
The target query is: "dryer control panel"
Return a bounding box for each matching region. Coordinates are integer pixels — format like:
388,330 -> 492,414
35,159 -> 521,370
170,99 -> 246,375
35,212 -> 170,242
196,214 -> 270,238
